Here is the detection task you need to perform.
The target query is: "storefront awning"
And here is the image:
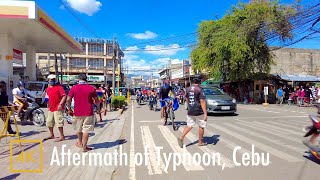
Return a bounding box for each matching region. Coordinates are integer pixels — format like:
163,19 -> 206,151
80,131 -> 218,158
275,74 -> 320,82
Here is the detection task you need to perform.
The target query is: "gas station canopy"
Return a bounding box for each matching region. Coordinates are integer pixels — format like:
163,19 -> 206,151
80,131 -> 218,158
0,1 -> 82,53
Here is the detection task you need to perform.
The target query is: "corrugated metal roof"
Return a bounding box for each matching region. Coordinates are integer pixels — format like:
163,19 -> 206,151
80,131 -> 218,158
275,74 -> 320,82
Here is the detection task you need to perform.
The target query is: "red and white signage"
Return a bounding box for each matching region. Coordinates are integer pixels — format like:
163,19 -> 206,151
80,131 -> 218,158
13,49 -> 23,61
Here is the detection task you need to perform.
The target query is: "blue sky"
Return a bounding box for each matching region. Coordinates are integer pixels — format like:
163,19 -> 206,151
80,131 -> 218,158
17,0 -> 320,75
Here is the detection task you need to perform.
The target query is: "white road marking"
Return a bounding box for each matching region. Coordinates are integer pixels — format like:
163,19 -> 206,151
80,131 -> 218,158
238,107 -> 280,114
235,120 -> 289,135
141,126 -> 167,175
158,125 -> 204,171
224,123 -> 305,153
238,105 -> 310,115
252,121 -> 302,136
267,121 -> 303,131
139,120 -> 159,123
209,124 -> 302,162
178,128 -> 235,168
234,120 -> 302,143
203,127 -> 271,163
263,107 -> 308,114
129,103 -> 136,180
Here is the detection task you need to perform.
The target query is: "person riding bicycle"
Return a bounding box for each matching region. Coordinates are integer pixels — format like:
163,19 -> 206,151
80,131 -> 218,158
159,75 -> 173,125
12,81 -> 32,118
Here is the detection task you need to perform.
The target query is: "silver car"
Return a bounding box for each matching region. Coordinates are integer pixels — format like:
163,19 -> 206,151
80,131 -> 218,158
203,86 -> 237,114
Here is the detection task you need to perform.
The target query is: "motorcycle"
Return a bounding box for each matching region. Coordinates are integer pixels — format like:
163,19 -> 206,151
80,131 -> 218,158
149,95 -> 157,111
136,93 -> 142,105
302,114 -> 320,160
14,96 -> 46,126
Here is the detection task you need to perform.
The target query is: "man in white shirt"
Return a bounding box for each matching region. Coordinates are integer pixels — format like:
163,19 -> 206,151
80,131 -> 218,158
12,81 -> 30,118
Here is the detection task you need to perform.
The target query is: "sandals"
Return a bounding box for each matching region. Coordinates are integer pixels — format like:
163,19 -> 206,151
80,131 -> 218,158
198,142 -> 208,146
83,146 -> 94,152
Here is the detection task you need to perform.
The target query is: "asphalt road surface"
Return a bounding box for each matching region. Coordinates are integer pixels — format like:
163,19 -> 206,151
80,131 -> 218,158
113,101 -> 319,180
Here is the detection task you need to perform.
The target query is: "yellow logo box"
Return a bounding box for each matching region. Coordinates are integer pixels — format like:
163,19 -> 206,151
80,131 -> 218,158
10,140 -> 43,173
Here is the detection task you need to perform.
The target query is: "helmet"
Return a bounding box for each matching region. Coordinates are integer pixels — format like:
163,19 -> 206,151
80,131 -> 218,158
47,74 -> 56,79
17,81 -> 25,87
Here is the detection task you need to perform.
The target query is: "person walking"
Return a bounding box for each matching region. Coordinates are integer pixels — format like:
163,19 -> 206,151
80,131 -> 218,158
44,74 -> 66,142
178,74 -> 207,148
67,74 -> 100,152
304,86 -> 312,107
276,86 -> 284,105
104,85 -> 112,116
95,85 -> 104,122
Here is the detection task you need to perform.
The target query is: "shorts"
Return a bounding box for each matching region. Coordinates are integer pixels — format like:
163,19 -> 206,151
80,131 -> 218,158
160,98 -> 169,108
73,116 -> 95,133
106,97 -> 111,104
187,114 -> 207,128
47,111 -> 64,128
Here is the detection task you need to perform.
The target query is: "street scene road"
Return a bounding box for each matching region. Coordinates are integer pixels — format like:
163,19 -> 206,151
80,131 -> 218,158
114,103 -> 319,180
1,0 -> 320,180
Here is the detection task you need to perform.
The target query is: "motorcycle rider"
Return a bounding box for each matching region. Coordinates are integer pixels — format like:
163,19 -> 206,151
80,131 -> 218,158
159,75 -> 172,125
12,81 -> 32,119
136,89 -> 142,103
148,88 -> 157,108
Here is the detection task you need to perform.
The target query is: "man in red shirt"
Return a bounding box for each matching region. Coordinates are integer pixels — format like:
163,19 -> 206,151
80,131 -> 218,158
67,74 -> 100,152
45,74 -> 66,142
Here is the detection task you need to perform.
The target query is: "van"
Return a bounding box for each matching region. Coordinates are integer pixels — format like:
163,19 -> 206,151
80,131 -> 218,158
24,81 -> 48,105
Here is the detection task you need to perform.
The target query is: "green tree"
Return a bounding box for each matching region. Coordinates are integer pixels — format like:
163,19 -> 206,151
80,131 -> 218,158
191,0 -> 296,82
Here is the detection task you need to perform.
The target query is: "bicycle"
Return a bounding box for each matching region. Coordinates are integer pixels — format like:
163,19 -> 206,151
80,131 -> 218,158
160,98 -> 177,131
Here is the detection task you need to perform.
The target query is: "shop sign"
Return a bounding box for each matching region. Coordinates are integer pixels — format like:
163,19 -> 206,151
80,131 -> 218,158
13,49 -> 23,61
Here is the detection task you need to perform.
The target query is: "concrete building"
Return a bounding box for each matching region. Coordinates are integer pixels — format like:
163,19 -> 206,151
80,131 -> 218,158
146,78 -> 161,88
131,76 -> 144,88
36,37 -> 124,86
271,48 -> 320,77
0,1 -> 81,97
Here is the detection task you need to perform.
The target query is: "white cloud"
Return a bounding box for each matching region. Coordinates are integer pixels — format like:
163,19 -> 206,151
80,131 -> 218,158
124,55 -> 152,76
127,31 -> 158,40
145,44 -> 185,56
124,46 -> 139,54
150,58 -> 183,70
65,0 -> 102,16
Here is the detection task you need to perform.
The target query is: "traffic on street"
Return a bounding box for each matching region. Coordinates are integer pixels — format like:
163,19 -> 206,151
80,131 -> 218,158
1,0 -> 320,180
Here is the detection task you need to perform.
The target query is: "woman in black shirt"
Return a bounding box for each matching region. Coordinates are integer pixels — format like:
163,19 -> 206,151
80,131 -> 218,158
0,81 -> 16,134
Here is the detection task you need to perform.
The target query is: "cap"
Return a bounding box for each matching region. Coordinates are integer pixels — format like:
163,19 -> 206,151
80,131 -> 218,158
47,74 -> 56,79
193,74 -> 202,83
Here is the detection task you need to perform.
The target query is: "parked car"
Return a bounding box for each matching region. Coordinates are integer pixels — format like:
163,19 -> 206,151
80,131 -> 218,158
202,86 -> 237,114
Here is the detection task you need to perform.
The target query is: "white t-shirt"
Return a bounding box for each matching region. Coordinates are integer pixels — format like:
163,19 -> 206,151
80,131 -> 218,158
12,88 -> 27,102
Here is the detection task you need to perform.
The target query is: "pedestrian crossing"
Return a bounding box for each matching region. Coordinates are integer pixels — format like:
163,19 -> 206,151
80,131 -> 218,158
133,116 -> 311,175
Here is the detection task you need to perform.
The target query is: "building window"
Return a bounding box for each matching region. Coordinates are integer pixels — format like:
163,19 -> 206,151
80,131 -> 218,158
88,58 -> 104,69
70,58 -> 86,68
107,45 -> 113,56
88,43 -> 104,56
107,60 -> 113,68
81,43 -> 86,54
38,56 -> 48,60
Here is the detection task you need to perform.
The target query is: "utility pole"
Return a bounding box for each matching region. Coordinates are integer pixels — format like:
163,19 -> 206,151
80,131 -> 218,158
60,54 -> 63,83
54,54 -> 58,81
112,37 -> 117,95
